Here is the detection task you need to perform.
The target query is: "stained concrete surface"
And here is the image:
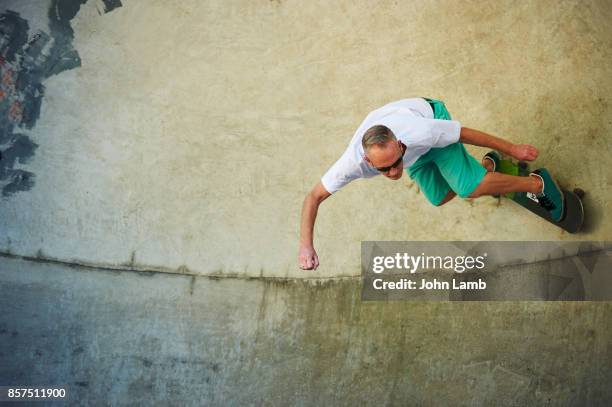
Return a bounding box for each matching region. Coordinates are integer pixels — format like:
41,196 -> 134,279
0,0 -> 611,405
0,0 -> 610,278
1,256 -> 612,406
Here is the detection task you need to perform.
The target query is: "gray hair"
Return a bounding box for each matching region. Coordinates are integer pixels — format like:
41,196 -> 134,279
361,125 -> 396,152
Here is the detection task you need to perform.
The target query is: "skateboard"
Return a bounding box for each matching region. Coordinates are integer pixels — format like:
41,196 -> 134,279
492,152 -> 585,233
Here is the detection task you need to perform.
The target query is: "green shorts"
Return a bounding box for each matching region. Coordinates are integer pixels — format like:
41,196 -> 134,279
407,98 -> 487,205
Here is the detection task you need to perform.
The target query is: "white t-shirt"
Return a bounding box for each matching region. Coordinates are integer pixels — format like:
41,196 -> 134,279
320,97 -> 462,194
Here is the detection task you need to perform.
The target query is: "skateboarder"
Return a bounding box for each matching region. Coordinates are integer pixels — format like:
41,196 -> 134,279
298,97 -> 565,270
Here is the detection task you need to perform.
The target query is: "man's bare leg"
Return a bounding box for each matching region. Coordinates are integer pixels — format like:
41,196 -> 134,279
437,156 -> 542,203
470,172 -> 542,198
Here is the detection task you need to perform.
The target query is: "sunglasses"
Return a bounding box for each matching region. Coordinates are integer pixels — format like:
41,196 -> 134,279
374,142 -> 406,173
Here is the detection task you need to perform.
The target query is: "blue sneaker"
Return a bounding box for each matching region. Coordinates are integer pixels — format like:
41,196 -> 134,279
528,168 -> 565,222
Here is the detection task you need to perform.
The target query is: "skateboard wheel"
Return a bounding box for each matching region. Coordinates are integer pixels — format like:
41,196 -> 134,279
573,188 -> 585,199
518,161 -> 528,170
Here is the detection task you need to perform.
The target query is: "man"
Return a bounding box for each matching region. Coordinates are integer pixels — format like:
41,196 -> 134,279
298,97 -> 565,270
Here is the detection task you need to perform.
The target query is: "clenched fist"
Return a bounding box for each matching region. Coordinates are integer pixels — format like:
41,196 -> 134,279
510,144 -> 538,161
298,245 -> 320,270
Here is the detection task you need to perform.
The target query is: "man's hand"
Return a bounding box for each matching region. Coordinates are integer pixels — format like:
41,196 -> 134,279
299,182 -> 331,271
460,128 -> 539,162
299,245 -> 320,270
510,144 -> 539,161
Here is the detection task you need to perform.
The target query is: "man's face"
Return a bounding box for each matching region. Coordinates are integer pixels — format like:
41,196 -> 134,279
365,140 -> 405,180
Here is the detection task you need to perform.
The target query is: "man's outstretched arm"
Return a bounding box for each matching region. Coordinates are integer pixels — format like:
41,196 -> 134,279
299,181 -> 331,270
459,127 -> 538,161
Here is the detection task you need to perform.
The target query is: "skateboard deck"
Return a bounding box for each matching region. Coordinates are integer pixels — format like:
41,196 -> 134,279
494,153 -> 585,234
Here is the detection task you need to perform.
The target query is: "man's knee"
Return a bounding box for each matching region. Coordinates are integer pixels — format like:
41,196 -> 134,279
466,172 -> 491,198
468,188 -> 482,198
436,190 -> 457,206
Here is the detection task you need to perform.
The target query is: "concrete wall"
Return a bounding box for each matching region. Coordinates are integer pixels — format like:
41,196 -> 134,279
1,1 -> 611,405
1,256 -> 611,406
0,0 -> 610,279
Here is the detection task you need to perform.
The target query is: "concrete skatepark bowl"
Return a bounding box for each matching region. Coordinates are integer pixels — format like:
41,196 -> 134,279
1,0 -> 612,405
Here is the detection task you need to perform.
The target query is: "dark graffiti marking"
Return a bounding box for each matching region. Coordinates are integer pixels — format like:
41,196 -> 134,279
0,0 -> 122,197
101,0 -> 122,14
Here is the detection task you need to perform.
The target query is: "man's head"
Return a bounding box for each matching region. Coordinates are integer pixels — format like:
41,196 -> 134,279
362,125 -> 405,180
